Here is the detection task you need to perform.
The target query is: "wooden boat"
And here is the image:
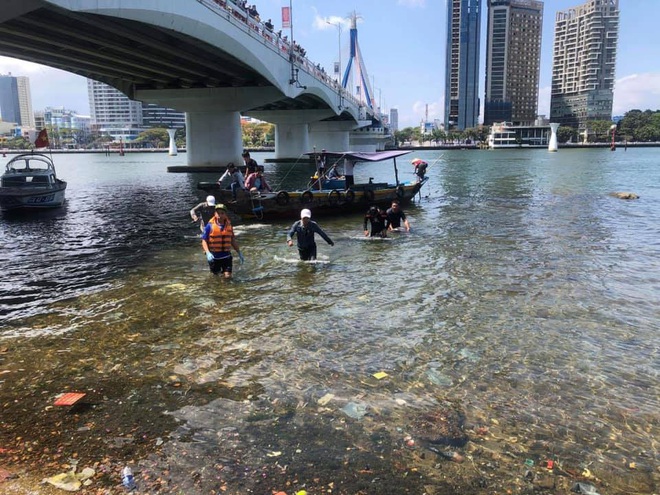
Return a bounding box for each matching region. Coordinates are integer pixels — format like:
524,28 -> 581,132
197,150 -> 428,220
0,153 -> 67,211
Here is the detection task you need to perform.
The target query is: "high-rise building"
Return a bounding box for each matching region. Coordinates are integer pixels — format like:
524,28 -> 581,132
550,0 -> 619,130
0,73 -> 35,127
87,80 -> 185,142
484,0 -> 543,126
444,0 -> 481,131
389,108 -> 399,133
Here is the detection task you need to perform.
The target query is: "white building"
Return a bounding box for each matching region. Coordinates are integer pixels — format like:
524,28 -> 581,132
550,0 -> 619,130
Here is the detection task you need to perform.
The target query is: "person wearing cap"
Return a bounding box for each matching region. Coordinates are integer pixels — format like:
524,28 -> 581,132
190,195 -> 217,231
287,208 -> 334,261
217,162 -> 246,200
242,151 -> 258,177
201,204 -> 244,278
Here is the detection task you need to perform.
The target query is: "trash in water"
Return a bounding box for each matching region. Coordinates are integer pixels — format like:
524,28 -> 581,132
341,401 -> 367,419
373,371 -> 388,380
54,392 -> 87,406
317,393 -> 334,406
571,482 -> 601,494
122,466 -> 137,491
42,467 -> 95,491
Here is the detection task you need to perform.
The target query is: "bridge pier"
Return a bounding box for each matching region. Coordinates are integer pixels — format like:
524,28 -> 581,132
308,121 -> 354,153
274,123 -> 310,161
247,110 -> 336,161
137,87 -> 282,169
186,111 -> 242,168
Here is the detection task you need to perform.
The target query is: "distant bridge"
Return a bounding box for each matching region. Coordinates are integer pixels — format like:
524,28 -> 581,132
0,0 -> 389,166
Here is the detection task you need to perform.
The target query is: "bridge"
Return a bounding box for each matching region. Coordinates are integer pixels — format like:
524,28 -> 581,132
0,0 -> 390,167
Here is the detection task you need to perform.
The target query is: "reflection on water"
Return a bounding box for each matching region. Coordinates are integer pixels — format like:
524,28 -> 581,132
1,149 -> 659,493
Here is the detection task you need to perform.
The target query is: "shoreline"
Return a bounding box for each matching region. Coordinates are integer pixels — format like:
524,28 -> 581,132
1,142 -> 658,156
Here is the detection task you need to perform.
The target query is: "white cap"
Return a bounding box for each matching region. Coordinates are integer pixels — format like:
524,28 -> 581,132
300,208 -> 311,219
206,195 -> 216,206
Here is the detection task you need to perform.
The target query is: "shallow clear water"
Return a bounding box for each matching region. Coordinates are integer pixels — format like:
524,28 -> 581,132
1,148 -> 658,491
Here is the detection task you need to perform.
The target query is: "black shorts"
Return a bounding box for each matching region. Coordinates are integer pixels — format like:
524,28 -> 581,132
298,244 -> 318,261
208,256 -> 233,274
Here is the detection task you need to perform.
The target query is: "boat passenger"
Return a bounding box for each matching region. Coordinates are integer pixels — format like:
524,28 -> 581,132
386,200 -> 410,232
363,205 -> 388,238
287,208 -> 334,261
242,151 -> 258,176
217,163 -> 246,200
245,166 -> 273,193
190,195 -> 217,231
201,204 -> 244,278
414,162 -> 428,182
326,163 -> 341,179
344,158 -> 355,190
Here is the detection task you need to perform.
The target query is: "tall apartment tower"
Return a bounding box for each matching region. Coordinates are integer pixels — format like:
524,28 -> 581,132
550,0 -> 619,129
389,108 -> 399,133
444,0 -> 481,131
484,0 -> 543,126
88,80 -> 184,141
0,74 -> 35,127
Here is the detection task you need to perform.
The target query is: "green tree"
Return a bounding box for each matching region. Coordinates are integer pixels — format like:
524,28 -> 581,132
557,126 -> 577,143
134,128 -> 170,148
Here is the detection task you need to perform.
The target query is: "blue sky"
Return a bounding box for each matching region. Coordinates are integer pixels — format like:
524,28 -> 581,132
1,0 -> 658,128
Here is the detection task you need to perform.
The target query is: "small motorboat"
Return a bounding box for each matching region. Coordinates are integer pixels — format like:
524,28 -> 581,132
197,150 -> 428,220
0,152 -> 67,211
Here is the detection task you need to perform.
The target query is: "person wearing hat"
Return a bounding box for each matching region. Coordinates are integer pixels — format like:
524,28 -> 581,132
190,195 -> 217,232
201,204 -> 244,278
217,162 -> 246,201
287,208 -> 334,261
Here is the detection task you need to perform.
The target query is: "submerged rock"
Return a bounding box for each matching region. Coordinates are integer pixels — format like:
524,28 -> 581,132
411,402 -> 469,447
610,191 -> 639,199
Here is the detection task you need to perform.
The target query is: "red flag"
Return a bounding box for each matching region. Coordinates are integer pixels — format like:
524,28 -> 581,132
281,6 -> 290,28
34,128 -> 49,148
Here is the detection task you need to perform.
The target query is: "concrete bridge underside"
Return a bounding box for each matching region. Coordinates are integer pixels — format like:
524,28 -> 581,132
0,0 -> 382,166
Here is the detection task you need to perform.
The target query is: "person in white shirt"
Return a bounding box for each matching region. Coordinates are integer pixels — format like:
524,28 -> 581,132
217,163 -> 246,200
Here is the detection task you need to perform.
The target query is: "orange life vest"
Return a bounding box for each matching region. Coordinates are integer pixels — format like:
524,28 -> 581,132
207,218 -> 234,253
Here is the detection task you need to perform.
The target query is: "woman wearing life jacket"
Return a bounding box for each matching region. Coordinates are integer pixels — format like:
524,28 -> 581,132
201,204 -> 244,278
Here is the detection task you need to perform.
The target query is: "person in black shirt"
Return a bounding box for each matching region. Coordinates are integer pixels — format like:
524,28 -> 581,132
287,209 -> 334,260
363,206 -> 388,238
386,200 -> 411,232
242,151 -> 258,176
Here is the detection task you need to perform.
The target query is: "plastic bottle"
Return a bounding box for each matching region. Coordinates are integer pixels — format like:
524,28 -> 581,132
122,466 -> 137,491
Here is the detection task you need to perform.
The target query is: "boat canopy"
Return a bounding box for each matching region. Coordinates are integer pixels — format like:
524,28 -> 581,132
304,150 -> 411,163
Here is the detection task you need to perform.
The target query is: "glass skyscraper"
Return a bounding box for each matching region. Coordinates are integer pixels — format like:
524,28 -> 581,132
0,74 -> 35,128
484,0 -> 543,126
444,0 -> 481,131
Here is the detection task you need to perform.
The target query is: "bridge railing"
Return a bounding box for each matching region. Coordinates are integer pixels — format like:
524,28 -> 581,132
196,0 -> 364,114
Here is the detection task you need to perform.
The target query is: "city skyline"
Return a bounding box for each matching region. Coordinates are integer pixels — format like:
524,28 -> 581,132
0,0 -> 658,129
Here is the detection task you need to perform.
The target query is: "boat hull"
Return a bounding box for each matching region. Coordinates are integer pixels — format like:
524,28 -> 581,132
197,180 -> 427,220
0,182 -> 67,211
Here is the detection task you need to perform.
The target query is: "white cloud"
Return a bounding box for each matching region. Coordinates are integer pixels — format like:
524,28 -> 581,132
312,14 -> 353,31
613,73 -> 660,114
397,0 -> 426,7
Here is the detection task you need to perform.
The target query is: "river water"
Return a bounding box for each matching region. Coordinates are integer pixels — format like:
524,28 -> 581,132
0,149 -> 658,494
